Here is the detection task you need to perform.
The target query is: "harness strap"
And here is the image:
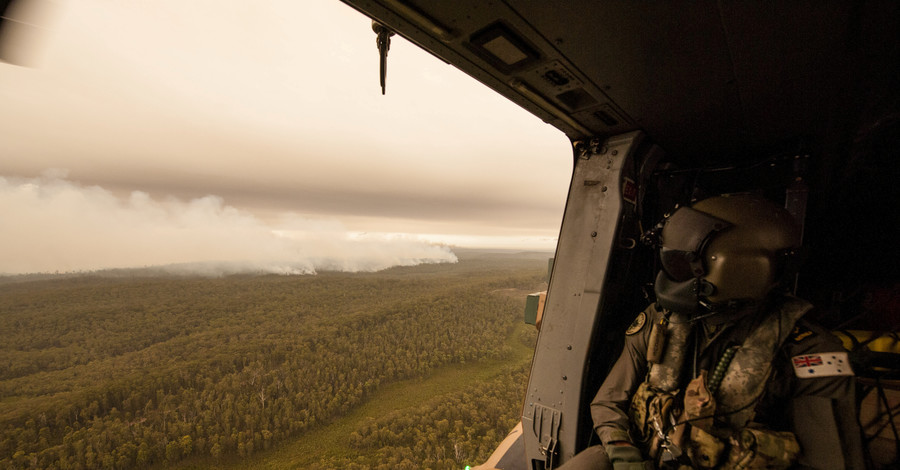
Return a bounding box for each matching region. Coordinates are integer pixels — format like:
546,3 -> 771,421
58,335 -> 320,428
716,296 -> 812,429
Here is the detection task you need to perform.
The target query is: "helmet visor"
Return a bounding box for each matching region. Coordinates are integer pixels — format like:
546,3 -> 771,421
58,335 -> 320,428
659,247 -> 699,282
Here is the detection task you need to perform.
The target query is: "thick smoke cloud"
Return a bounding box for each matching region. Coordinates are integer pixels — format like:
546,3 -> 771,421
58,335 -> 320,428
0,172 -> 458,275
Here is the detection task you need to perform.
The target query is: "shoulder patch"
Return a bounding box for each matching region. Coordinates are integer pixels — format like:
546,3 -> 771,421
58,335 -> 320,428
788,324 -> 816,344
792,352 -> 854,378
626,311 -> 647,336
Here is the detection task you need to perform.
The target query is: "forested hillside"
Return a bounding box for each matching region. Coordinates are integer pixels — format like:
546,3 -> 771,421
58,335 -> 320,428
0,251 -> 547,469
310,363 -> 531,469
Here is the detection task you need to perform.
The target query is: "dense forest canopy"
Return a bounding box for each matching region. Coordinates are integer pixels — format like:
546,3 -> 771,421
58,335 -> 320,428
0,251 -> 548,469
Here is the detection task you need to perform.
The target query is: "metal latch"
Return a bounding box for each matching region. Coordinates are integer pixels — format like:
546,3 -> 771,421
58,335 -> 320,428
529,403 -> 562,469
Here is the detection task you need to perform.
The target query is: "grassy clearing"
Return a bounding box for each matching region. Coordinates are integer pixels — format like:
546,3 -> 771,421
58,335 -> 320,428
172,322 -> 535,469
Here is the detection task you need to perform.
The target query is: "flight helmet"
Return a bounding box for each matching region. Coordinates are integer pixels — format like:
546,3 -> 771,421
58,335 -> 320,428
653,194 -> 801,315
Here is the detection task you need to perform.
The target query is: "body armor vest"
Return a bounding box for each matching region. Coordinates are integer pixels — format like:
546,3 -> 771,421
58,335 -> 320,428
630,296 -> 811,469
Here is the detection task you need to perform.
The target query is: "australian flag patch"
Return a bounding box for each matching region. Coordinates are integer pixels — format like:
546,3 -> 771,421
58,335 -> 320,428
791,352 -> 854,378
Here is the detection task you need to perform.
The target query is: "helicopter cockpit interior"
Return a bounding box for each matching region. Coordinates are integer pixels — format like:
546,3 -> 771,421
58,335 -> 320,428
334,1 -> 899,468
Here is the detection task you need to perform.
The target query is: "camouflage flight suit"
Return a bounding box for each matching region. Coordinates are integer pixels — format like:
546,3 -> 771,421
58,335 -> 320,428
562,295 -> 865,470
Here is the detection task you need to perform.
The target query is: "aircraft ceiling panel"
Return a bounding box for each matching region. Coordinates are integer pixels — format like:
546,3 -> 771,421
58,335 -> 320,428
716,2 -> 855,148
504,0 -> 744,158
342,0 -> 640,141
342,1 -> 899,162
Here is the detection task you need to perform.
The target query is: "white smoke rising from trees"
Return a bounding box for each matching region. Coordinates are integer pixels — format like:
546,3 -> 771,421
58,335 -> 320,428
0,172 -> 458,275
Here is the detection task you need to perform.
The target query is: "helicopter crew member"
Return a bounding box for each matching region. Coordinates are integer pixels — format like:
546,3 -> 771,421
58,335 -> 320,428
559,195 -> 865,470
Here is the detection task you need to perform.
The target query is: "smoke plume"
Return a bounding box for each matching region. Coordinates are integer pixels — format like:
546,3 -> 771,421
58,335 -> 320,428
0,172 -> 458,275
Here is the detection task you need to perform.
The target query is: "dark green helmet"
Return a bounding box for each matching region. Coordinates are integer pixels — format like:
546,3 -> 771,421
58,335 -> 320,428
655,195 -> 800,314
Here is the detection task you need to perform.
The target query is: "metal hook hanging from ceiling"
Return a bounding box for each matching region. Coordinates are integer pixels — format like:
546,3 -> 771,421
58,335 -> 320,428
372,21 -> 394,95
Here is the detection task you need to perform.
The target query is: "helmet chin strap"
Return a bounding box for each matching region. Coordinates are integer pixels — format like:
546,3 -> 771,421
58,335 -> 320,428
695,298 -> 759,325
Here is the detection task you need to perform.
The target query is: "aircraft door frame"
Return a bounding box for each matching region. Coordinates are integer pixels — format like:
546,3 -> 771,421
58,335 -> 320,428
521,131 -> 645,469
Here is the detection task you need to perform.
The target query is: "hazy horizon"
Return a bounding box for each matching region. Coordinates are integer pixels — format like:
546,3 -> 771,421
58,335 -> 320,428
0,0 -> 571,275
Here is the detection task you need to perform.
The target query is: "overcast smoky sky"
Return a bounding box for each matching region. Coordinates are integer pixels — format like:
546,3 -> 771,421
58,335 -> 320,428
0,0 -> 571,275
